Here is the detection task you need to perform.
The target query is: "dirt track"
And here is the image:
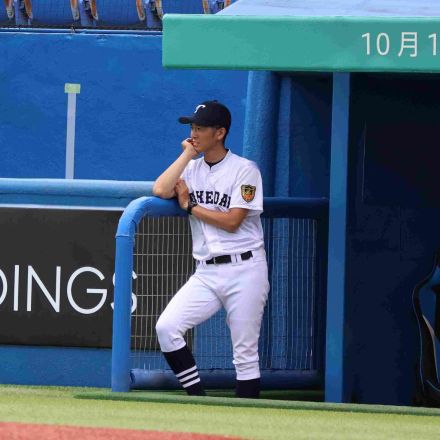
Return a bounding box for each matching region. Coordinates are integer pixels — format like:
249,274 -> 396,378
0,422 -> 245,440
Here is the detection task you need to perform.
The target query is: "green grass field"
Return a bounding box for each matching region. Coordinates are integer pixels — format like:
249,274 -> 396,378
0,385 -> 440,439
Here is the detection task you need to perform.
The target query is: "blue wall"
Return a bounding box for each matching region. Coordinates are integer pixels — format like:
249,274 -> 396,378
0,29 -> 247,388
0,31 -> 247,180
0,346 -> 111,387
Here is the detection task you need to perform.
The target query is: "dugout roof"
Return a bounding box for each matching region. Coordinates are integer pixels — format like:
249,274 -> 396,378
162,0 -> 440,72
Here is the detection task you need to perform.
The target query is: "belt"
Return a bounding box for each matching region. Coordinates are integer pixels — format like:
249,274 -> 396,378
206,250 -> 253,265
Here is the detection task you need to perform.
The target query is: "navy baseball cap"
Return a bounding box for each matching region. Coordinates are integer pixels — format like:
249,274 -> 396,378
178,100 -> 231,132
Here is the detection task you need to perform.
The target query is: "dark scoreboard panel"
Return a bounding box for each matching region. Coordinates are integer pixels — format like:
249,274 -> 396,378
0,207 -> 121,348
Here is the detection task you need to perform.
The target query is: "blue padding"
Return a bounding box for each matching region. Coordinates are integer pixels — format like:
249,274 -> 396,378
243,72 -> 280,197
0,345 -> 111,387
275,76 -> 292,196
243,72 -> 332,199
0,178 -> 153,208
131,368 -> 320,390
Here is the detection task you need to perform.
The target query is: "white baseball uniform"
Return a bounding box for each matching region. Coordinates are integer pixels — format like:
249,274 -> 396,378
156,150 -> 269,380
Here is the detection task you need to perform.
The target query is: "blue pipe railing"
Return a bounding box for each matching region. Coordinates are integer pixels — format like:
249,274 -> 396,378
111,196 -> 329,392
112,197 -> 185,391
0,178 -> 153,208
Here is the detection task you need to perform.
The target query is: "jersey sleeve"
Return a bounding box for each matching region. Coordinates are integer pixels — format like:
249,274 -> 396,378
229,164 -> 263,213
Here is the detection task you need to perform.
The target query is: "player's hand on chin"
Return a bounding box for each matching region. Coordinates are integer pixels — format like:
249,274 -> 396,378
181,138 -> 199,159
175,179 -> 190,210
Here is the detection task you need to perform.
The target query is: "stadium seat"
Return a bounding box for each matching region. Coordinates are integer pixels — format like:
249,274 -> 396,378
12,0 -> 31,25
206,0 -> 237,14
413,251 -> 440,406
77,0 -> 94,27
144,0 -> 161,28
16,0 -> 80,27
0,0 -> 15,24
87,0 -> 148,29
148,0 -> 238,23
156,0 -> 204,14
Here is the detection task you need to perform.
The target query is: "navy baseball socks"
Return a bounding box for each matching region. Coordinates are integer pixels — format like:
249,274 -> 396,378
163,345 -> 206,396
236,378 -> 260,398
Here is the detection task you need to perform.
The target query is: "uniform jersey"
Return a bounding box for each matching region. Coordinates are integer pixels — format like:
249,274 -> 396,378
182,150 -> 264,261
157,146 -> 269,391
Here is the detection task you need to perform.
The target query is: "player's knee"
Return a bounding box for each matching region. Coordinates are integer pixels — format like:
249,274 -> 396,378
155,317 -> 171,342
155,316 -> 180,350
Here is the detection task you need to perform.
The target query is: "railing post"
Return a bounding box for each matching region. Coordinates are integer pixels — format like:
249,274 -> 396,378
111,233 -> 134,392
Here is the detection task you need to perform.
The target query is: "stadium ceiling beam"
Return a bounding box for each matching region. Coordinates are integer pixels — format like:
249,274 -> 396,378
163,14 -> 440,73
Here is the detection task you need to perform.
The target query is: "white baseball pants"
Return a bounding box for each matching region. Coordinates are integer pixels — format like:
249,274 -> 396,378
156,248 -> 270,380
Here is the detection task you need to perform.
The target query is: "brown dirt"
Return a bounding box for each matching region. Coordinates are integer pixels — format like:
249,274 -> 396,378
0,422 -> 245,440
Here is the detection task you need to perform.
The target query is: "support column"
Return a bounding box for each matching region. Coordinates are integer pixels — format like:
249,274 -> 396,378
325,72 -> 351,403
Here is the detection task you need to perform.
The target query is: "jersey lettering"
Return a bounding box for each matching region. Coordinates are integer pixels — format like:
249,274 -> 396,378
189,193 -> 197,204
206,191 -> 213,204
195,191 -> 205,203
219,193 -> 230,208
190,191 -> 231,208
213,191 -> 220,204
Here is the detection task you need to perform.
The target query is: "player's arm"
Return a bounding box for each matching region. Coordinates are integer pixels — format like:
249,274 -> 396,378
152,139 -> 198,199
192,206 -> 248,233
175,179 -> 248,233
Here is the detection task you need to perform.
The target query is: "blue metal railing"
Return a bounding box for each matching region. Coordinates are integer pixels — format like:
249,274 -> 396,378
0,178 -> 153,208
112,196 -> 328,392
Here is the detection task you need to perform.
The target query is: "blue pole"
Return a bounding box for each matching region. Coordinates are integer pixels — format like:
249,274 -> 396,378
325,72 -> 351,403
111,233 -> 134,392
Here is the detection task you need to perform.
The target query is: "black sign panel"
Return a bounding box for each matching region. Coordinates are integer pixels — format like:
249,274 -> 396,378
0,207 -> 121,348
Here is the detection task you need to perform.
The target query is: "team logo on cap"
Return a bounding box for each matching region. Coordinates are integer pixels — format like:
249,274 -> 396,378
241,185 -> 256,202
195,104 -> 206,113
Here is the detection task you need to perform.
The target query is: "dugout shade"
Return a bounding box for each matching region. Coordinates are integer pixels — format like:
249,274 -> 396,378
162,0 -> 440,406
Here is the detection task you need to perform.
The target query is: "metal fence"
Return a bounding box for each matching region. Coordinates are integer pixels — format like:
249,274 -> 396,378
112,196 -> 328,391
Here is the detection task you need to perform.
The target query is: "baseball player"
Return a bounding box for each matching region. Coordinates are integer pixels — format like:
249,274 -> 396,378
153,100 -> 269,398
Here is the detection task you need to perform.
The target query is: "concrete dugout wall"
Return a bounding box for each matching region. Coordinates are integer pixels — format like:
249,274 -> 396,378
0,31 -> 247,180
